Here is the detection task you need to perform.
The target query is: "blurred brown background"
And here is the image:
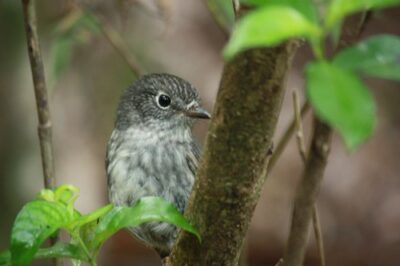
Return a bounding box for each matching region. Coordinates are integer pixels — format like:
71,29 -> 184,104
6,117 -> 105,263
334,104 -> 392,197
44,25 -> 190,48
0,1 -> 399,265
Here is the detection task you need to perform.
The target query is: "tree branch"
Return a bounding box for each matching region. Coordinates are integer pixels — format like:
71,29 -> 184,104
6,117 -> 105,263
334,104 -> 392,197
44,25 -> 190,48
74,4 -> 146,77
268,101 -> 310,171
93,13 -> 145,77
292,91 -> 325,266
283,13 -> 371,266
169,41 -> 299,265
21,2 -> 58,265
283,117 -> 332,266
21,0 -> 56,190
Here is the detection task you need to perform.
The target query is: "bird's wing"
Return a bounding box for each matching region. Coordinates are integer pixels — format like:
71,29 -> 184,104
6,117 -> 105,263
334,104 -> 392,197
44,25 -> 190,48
186,142 -> 201,176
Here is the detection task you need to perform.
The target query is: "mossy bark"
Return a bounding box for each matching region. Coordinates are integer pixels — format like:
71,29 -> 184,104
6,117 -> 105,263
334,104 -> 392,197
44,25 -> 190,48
168,41 -> 298,266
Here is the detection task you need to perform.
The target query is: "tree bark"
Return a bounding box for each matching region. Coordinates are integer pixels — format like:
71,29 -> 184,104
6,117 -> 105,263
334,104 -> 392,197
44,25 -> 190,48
169,41 -> 298,265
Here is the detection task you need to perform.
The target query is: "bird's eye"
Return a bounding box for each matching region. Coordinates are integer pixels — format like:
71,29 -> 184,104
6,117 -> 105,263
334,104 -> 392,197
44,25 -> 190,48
157,94 -> 171,109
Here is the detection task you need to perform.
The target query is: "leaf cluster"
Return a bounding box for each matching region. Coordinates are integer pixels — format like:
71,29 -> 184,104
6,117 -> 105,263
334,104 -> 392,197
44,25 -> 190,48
0,185 -> 199,266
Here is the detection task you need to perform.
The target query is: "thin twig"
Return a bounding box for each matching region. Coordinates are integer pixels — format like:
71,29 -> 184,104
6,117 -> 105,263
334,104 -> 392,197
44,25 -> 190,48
268,102 -> 310,171
292,91 -> 307,162
75,4 -> 145,77
21,1 -> 58,265
21,0 -> 56,191
232,0 -> 240,17
94,14 -> 145,77
292,91 -> 326,266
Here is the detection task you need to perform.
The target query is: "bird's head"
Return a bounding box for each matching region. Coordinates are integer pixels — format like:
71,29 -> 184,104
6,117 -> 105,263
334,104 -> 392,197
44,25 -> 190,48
115,73 -> 210,130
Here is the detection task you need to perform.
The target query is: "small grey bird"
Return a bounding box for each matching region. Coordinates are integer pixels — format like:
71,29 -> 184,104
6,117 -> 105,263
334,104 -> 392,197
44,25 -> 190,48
106,73 -> 210,257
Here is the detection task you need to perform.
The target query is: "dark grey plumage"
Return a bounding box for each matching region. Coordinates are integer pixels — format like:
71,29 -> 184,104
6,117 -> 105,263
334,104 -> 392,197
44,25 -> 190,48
106,73 -> 209,257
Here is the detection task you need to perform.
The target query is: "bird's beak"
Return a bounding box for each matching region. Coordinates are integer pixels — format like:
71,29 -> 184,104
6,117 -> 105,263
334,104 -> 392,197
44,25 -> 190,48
184,106 -> 211,119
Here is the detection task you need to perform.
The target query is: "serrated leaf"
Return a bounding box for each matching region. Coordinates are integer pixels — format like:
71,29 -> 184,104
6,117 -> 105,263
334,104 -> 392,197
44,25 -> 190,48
207,0 -> 235,33
223,6 -> 321,59
240,0 -> 319,23
92,197 -> 200,250
333,34 -> 400,81
10,201 -> 75,266
326,0 -> 400,28
306,61 -> 375,150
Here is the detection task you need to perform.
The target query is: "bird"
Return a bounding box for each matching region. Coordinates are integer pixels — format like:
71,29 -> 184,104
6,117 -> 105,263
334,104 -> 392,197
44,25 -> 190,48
106,73 -> 210,258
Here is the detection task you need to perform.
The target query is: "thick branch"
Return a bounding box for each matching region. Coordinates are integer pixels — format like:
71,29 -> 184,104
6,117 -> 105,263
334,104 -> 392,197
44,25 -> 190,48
21,0 -> 56,190
169,42 -> 298,265
283,13 -> 371,266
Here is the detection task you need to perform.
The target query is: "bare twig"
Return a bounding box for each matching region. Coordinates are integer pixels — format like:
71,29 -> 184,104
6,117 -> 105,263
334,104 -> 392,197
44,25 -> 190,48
283,13 -> 371,266
292,91 -> 326,266
268,102 -> 310,171
311,207 -> 325,266
292,92 -> 307,162
21,1 -> 58,264
94,14 -> 145,77
232,0 -> 240,17
21,0 -> 56,190
75,4 -> 145,77
283,117 -> 332,266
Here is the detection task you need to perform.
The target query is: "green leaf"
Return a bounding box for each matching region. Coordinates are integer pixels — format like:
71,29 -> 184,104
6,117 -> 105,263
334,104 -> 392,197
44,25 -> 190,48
50,10 -> 100,83
333,34 -> 400,81
92,197 -> 200,250
50,36 -> 73,82
326,0 -> 400,28
240,0 -> 319,23
71,204 -> 113,230
70,204 -> 113,246
10,201 -> 75,266
207,0 -> 235,33
36,243 -> 87,260
223,6 -> 322,59
0,243 -> 87,265
306,61 -> 375,150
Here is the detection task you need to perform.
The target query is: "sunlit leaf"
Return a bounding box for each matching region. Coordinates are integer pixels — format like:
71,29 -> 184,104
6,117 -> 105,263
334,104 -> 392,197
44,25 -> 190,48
326,0 -> 400,28
10,201 -> 75,266
223,6 -> 321,59
240,0 -> 319,23
92,197 -> 200,250
306,61 -> 375,150
333,34 -> 400,81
